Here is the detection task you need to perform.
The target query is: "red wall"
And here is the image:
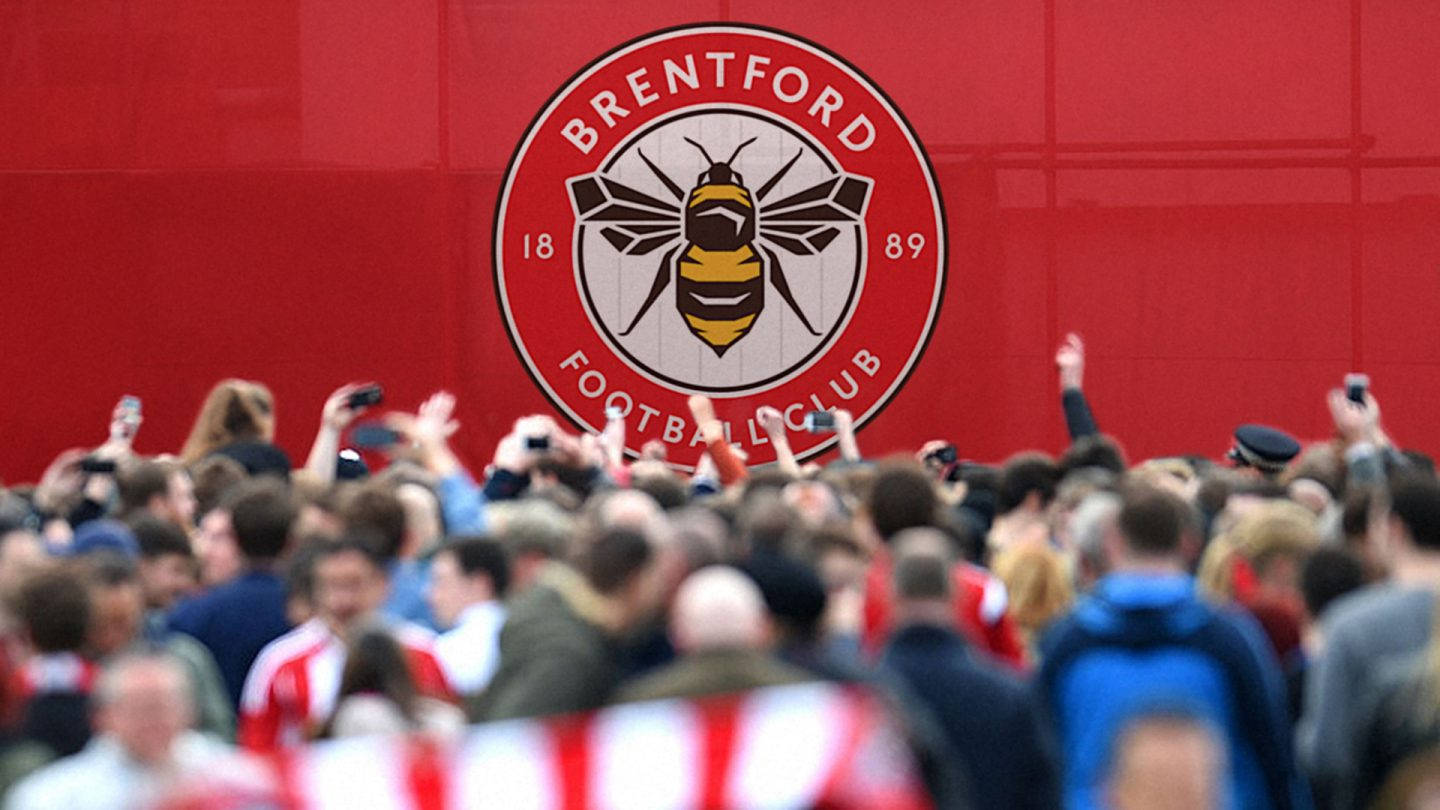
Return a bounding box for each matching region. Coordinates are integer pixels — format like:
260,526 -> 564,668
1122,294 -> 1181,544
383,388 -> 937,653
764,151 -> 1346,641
3,0 -> 1439,481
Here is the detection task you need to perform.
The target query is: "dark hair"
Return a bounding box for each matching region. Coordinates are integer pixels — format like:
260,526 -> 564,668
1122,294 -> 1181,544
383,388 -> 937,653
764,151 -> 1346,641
333,628 -> 418,725
82,551 -> 140,588
1389,474 -> 1440,552
1300,547 -> 1366,618
16,567 -> 90,653
1059,435 -> 1126,478
317,535 -> 389,574
343,485 -> 407,561
868,464 -> 937,542
285,536 -> 333,603
224,478 -> 295,561
576,526 -> 652,595
441,536 -> 511,598
116,459 -> 178,516
1117,485 -> 1190,557
997,453 -> 1060,514
188,454 -> 247,518
631,474 -> 689,511
129,516 -> 192,561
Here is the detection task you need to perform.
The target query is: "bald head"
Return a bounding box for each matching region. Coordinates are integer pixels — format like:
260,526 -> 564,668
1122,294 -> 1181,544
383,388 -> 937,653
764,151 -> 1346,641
671,566 -> 768,653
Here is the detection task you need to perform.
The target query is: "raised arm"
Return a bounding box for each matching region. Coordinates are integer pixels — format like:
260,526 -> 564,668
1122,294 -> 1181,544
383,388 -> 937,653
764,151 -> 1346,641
1055,332 -> 1099,441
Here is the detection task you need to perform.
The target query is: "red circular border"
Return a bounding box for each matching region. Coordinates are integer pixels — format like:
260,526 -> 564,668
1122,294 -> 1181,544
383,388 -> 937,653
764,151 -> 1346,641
494,24 -> 947,467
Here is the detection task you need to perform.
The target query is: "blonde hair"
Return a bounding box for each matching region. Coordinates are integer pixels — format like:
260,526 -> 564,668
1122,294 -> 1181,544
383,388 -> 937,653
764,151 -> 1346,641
180,379 -> 276,464
993,541 -> 1074,649
1198,500 -> 1319,603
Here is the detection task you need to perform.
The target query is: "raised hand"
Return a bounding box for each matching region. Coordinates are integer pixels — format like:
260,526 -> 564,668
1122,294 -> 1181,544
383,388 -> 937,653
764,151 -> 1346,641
1055,332 -> 1085,391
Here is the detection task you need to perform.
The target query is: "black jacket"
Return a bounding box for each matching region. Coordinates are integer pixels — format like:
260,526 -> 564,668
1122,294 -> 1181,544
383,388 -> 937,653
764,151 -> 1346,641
882,623 -> 1060,810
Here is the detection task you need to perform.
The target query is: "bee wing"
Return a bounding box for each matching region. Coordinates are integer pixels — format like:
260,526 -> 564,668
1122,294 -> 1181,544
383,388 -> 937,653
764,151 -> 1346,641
568,173 -> 683,255
757,173 -> 873,256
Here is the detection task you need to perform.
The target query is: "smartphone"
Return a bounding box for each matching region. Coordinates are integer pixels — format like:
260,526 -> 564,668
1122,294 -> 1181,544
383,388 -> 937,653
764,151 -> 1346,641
80,456 -> 117,474
1344,373 -> 1369,405
119,395 -> 142,416
605,406 -> 623,422
804,410 -> 836,433
350,423 -> 401,448
525,435 -> 551,451
347,384 -> 384,409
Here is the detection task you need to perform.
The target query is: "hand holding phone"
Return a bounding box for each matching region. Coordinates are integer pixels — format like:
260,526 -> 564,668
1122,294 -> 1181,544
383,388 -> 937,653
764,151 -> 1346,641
1344,373 -> 1369,405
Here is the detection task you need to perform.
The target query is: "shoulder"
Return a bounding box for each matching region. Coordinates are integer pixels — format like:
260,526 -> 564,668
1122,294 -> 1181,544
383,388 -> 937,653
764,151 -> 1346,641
8,745 -> 113,808
241,623 -> 328,701
1325,585 -> 1432,635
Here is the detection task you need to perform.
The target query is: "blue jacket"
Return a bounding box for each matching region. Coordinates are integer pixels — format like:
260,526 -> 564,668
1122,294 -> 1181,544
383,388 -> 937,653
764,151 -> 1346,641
1037,573 -> 1310,810
168,569 -> 291,708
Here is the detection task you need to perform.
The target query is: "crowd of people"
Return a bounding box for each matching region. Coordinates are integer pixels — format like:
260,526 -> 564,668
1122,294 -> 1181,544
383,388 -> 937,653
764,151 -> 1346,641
0,333 -> 1436,808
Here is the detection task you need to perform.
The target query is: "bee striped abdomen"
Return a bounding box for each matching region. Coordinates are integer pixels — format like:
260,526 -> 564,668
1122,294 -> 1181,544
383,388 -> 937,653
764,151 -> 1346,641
677,244 -> 764,354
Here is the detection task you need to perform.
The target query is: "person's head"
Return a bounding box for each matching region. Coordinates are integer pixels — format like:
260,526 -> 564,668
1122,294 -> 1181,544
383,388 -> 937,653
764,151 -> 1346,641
1300,547 -> 1366,621
194,507 -> 242,586
15,565 -> 91,654
283,536 -> 329,627
117,459 -> 196,532
868,463 -> 938,542
1058,435 -> 1126,478
992,541 -> 1073,637
1112,484 -> 1197,568
1382,474 -> 1440,562
488,499 -> 574,593
313,537 -> 389,636
187,455 -> 247,520
889,528 -> 955,627
997,452 -> 1061,516
574,525 -> 657,629
428,537 -> 510,630
1210,500 -> 1319,604
180,378 -> 276,464
82,553 -> 145,658
670,566 -> 769,653
0,525 -> 46,598
1105,709 -> 1226,810
226,478 -> 296,564
1069,491 -> 1122,591
92,651 -> 194,766
342,483 -> 407,563
130,516 -> 196,611
334,627 -> 418,722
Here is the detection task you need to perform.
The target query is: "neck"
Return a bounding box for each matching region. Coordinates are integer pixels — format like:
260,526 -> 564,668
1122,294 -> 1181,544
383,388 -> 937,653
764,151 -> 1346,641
893,599 -> 954,629
1392,551 -> 1440,587
1112,555 -> 1185,577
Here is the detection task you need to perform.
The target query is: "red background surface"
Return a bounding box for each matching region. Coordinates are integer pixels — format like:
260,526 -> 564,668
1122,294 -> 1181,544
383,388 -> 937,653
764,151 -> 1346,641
2,0 -> 1438,481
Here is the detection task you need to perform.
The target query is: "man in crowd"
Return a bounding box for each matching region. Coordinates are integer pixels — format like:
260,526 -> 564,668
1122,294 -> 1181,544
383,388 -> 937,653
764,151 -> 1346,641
115,459 -> 196,533
1301,473 -> 1440,807
7,651 -> 231,810
238,537 -> 452,750
1037,485 -> 1307,809
880,528 -> 1059,810
619,565 -> 811,702
479,523 -> 659,720
169,478 -> 294,707
427,536 -> 509,697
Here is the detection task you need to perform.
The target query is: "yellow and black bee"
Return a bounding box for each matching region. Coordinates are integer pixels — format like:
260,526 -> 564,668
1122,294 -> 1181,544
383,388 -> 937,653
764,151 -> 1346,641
567,137 -> 872,357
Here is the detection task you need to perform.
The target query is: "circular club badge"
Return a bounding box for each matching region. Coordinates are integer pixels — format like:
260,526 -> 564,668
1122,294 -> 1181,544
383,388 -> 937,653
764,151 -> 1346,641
495,24 -> 945,466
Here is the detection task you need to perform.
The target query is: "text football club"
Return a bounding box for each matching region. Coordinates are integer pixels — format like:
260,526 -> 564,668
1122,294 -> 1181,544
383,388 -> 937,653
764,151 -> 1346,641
494,24 -> 946,467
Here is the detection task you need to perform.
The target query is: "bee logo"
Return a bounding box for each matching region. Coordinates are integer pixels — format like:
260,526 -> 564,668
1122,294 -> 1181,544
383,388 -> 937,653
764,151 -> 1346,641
567,137 -> 872,356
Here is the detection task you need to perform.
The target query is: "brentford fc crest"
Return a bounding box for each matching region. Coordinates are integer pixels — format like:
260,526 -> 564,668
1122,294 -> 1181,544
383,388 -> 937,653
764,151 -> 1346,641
494,24 -> 946,466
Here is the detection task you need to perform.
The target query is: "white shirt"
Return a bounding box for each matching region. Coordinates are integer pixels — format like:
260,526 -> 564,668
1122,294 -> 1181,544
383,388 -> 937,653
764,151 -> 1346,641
6,732 -> 230,810
433,601 -> 506,695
